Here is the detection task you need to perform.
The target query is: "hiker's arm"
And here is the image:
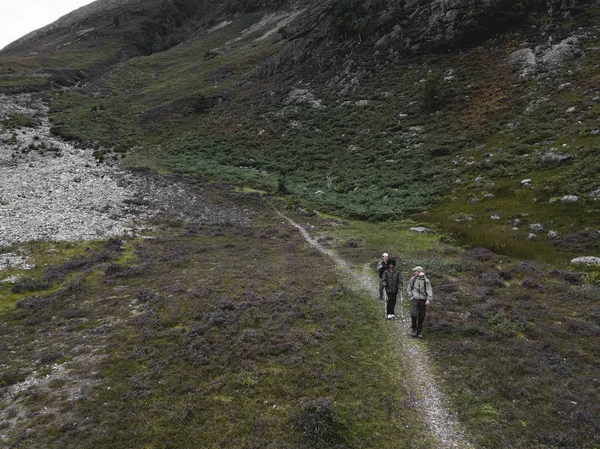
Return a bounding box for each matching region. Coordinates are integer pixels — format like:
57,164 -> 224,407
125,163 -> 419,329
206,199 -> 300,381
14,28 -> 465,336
426,279 -> 433,304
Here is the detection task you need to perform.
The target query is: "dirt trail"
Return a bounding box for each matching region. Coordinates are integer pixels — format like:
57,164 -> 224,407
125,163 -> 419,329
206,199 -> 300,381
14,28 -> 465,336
279,211 -> 475,449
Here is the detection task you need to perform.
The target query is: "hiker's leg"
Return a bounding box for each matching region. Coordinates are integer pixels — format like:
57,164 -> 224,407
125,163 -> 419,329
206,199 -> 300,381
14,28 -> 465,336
410,299 -> 418,330
379,278 -> 384,300
387,293 -> 397,315
416,301 -> 426,334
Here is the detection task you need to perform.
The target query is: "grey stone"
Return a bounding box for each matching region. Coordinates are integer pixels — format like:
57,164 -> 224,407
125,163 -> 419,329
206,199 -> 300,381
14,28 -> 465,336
541,148 -> 574,164
530,223 -> 545,233
561,195 -> 579,203
570,256 -> 600,266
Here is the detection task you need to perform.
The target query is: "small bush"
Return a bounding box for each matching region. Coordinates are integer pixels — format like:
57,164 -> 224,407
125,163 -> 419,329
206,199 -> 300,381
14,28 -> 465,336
419,70 -> 445,112
293,397 -> 346,445
585,270 -> 600,284
135,287 -> 163,304
486,310 -> 524,337
15,295 -> 55,310
0,370 -> 27,388
11,277 -> 50,294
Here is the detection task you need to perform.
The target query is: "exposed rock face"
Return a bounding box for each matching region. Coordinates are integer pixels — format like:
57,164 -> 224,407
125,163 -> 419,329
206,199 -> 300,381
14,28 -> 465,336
508,36 -> 582,78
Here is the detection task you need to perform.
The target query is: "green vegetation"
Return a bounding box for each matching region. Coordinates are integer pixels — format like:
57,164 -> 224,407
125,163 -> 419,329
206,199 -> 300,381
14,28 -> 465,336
317,218 -> 600,449
3,113 -> 40,129
1,1 -> 600,448
0,190 -> 429,448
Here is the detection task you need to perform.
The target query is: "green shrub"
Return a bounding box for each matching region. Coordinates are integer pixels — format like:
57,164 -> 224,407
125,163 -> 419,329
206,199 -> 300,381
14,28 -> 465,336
334,0 -> 366,39
419,71 -> 444,112
293,397 -> 347,445
585,270 -> 600,284
486,310 -> 524,337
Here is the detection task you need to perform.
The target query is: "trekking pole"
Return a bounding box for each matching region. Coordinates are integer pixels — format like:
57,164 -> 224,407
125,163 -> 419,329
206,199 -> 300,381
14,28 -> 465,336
384,290 -> 388,320
400,289 -> 404,323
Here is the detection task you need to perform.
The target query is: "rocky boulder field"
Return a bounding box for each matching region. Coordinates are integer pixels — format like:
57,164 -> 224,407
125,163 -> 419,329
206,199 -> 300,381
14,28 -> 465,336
0,93 -> 249,270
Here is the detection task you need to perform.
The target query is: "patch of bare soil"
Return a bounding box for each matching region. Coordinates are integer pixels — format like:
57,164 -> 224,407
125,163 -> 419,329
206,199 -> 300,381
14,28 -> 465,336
279,210 -> 475,449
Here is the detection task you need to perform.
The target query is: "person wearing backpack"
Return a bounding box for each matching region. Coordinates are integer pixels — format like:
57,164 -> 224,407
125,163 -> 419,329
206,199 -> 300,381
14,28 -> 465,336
407,266 -> 433,338
382,259 -> 402,319
376,252 -> 389,301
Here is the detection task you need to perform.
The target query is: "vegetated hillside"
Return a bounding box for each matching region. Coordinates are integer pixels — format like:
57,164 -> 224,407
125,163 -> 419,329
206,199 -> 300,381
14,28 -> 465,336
1,2 -> 600,449
2,0 -> 598,261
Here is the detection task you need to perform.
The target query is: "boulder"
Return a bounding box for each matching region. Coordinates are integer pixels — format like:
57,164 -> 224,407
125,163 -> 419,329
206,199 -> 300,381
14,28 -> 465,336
530,223 -> 545,233
570,256 -> 600,266
588,188 -> 600,199
541,148 -> 574,164
410,226 -> 430,233
561,195 -> 579,203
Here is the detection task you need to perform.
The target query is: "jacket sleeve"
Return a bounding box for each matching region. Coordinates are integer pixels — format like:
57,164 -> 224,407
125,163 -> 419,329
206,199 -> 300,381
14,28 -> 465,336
426,278 -> 433,301
407,276 -> 413,299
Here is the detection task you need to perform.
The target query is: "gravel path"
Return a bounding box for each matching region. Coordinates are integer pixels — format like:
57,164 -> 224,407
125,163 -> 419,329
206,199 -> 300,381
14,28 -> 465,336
279,210 -> 475,449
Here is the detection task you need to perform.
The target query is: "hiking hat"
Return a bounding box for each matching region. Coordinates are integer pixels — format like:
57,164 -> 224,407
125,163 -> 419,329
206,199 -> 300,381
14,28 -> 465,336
382,252 -> 388,257
412,266 -> 424,272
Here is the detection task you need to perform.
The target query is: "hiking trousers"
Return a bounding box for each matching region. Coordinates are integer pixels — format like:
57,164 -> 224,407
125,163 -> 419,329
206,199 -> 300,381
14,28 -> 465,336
411,299 -> 427,334
386,292 -> 397,315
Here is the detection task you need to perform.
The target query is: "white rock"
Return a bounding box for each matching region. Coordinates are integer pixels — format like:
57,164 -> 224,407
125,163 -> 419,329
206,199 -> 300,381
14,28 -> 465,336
530,223 -> 545,232
570,256 -> 600,266
561,195 -> 579,203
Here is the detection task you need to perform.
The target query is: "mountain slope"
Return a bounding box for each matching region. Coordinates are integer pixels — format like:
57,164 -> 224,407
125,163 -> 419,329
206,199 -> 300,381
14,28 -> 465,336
1,0 -> 599,257
1,1 -> 600,448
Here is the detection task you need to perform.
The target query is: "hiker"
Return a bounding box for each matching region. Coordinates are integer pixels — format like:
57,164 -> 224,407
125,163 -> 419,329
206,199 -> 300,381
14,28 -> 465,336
407,266 -> 433,338
376,252 -> 389,301
382,259 -> 402,319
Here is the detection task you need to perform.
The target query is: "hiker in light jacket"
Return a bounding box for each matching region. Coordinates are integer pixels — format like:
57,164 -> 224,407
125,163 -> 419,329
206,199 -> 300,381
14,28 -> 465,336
376,253 -> 389,301
382,259 -> 402,320
407,266 -> 433,338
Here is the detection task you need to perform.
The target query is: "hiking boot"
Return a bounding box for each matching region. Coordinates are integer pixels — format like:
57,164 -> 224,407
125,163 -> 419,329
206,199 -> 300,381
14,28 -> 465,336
417,333 -> 423,338
411,330 -> 418,338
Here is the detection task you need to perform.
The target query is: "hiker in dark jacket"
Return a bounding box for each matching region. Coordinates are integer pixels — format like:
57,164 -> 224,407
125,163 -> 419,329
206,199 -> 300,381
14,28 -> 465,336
382,259 -> 402,319
407,266 -> 433,338
376,253 -> 389,301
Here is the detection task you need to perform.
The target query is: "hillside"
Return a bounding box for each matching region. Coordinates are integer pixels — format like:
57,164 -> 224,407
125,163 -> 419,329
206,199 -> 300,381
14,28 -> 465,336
2,0 -> 599,260
1,0 -> 600,448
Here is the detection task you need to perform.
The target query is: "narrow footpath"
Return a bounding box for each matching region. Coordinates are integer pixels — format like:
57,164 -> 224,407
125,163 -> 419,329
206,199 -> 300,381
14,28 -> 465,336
278,210 -> 475,449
